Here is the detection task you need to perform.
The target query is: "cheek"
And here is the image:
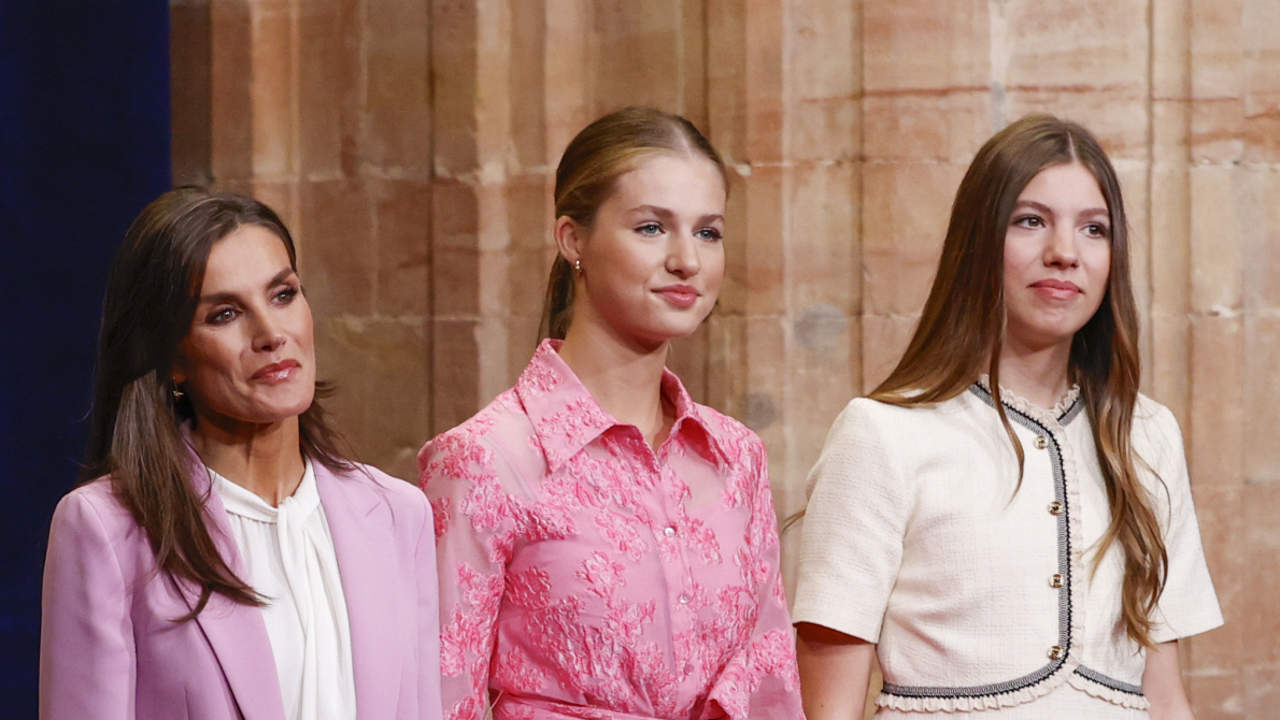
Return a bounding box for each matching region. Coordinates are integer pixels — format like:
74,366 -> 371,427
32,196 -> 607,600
179,336 -> 246,404
1088,246 -> 1112,287
703,247 -> 726,291
295,303 -> 316,350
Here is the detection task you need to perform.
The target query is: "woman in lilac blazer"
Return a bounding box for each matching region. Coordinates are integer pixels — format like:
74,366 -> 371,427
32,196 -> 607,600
40,188 -> 442,720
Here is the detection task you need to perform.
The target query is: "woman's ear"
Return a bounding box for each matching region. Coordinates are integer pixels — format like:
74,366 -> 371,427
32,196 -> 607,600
553,215 -> 584,267
171,352 -> 188,387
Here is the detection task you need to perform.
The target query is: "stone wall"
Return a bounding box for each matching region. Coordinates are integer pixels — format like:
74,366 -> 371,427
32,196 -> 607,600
170,1 -> 1279,716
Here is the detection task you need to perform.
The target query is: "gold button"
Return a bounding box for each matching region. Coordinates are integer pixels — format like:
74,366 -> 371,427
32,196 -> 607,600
1034,435 -> 1048,450
1049,573 -> 1063,589
1048,501 -> 1064,516
1048,645 -> 1063,661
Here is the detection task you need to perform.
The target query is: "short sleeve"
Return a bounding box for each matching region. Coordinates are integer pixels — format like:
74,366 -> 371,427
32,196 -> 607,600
1143,406 -> 1224,643
791,398 -> 912,643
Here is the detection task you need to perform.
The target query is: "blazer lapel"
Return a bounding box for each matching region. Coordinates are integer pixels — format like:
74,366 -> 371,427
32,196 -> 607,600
315,463 -> 402,718
178,464 -> 287,720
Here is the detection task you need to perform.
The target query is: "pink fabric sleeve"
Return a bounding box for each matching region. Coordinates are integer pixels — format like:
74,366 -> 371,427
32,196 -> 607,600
418,433 -> 516,720
705,441 -> 805,720
412,489 -> 446,720
39,490 -> 136,720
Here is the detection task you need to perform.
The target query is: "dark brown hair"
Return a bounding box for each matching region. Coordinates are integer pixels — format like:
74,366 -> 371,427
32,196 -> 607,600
538,106 -> 728,339
872,114 -> 1167,647
82,186 -> 353,620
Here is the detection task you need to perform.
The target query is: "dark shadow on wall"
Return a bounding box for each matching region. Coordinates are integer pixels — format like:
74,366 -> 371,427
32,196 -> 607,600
0,1 -> 171,711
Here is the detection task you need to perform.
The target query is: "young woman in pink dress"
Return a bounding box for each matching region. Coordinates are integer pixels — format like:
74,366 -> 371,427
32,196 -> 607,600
419,107 -> 804,720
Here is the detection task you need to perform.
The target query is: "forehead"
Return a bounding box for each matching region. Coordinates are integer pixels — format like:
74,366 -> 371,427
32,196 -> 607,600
1017,162 -> 1107,208
201,225 -> 293,290
607,153 -> 726,212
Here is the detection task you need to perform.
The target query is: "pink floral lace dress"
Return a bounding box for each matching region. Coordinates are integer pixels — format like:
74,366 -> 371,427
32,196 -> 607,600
419,340 -> 804,720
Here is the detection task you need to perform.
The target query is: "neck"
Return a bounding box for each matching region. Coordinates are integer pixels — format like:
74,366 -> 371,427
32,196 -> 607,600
557,313 -> 672,449
995,335 -> 1074,410
188,414 -> 305,507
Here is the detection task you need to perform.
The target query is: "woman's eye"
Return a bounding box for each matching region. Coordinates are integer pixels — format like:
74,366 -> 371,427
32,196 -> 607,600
208,307 -> 238,325
274,286 -> 299,304
1014,215 -> 1044,229
636,222 -> 663,236
1083,223 -> 1110,238
696,227 -> 723,241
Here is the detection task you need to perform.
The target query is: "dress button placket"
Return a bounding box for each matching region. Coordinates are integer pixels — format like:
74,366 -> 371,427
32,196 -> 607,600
657,460 -> 693,618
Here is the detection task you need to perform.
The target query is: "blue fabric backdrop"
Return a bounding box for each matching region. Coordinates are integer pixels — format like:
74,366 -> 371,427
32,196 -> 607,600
0,2 -> 171,712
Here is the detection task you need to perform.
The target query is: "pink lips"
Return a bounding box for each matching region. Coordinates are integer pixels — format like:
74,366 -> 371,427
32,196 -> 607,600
654,284 -> 701,309
1030,278 -> 1083,301
251,359 -> 300,383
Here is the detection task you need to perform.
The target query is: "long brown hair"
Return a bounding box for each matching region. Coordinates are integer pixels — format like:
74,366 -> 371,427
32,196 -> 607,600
82,186 -> 353,620
538,106 -> 728,339
873,114 -> 1166,647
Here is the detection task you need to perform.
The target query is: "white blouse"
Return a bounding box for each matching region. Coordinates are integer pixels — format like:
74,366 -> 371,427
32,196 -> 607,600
213,460 -> 358,720
792,381 -> 1223,717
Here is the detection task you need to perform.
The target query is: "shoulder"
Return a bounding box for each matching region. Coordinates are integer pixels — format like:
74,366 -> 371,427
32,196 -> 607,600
424,388 -> 531,462
826,395 -> 956,443
691,402 -> 763,452
50,477 -> 136,540
807,395 -> 971,488
345,462 -> 427,507
1131,392 -> 1185,457
419,387 -> 544,495
46,477 -> 148,580
323,462 -> 433,545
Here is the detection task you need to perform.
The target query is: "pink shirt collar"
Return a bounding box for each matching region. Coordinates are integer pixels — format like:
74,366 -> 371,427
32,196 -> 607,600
514,339 -> 728,472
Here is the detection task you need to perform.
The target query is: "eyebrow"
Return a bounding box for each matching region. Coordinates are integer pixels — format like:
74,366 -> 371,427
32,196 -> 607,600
1014,200 -> 1109,221
628,204 -> 725,225
198,267 -> 297,305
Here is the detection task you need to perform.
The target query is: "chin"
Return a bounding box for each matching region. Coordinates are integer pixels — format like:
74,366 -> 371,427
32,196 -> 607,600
249,394 -> 315,424
640,323 -> 702,345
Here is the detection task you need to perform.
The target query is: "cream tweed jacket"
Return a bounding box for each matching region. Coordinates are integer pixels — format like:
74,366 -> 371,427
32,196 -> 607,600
792,381 -> 1223,715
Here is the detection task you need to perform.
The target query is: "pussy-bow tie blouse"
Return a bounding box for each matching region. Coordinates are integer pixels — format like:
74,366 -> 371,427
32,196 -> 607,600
418,340 -> 803,720
792,382 -> 1223,717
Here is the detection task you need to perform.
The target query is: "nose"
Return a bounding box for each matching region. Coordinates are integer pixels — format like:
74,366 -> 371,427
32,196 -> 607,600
1044,223 -> 1080,269
665,231 -> 702,279
251,311 -> 287,353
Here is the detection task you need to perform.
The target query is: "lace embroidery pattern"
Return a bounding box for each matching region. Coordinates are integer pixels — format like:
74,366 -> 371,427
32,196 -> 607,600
420,341 -> 803,720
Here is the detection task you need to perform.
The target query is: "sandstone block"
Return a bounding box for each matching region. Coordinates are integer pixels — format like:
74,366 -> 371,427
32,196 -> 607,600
1188,165 -> 1244,312
371,178 -> 431,316
861,162 -> 961,315
297,179 -> 374,316
364,0 -> 431,172
1187,315 -> 1244,487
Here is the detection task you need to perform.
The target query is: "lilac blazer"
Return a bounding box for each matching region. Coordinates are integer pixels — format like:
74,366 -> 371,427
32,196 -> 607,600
39,459 -> 443,720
